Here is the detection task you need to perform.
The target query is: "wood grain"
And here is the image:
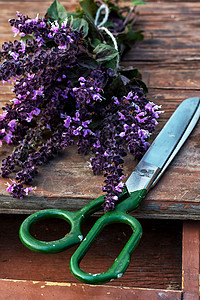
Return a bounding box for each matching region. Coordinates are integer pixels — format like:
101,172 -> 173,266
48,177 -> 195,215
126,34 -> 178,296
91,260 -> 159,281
182,221 -> 200,300
0,279 -> 182,300
0,1 -> 199,219
0,2 -> 199,299
0,214 -> 182,290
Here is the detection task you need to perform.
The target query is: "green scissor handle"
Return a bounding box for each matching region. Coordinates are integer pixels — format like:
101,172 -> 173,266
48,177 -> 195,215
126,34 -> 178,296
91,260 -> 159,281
70,189 -> 147,284
19,188 -> 128,254
19,195 -> 105,254
19,188 -> 146,284
70,212 -> 142,284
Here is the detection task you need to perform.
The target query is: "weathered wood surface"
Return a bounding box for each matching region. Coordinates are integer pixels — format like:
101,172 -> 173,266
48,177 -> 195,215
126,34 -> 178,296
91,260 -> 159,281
182,221 -> 200,300
0,214 -> 182,290
0,1 -> 199,219
0,279 -> 182,300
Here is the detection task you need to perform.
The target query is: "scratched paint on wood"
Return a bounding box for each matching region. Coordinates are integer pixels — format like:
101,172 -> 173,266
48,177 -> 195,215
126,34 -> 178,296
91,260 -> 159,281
0,214 -> 182,290
0,1 -> 199,219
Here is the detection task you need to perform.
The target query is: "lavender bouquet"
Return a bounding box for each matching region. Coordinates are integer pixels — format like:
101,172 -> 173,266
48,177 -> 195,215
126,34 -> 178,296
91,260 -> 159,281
0,0 -> 161,212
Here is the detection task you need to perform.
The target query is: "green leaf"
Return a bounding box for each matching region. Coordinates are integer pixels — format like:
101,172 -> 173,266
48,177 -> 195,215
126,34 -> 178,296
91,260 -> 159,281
119,67 -> 141,80
93,43 -> 118,63
106,1 -> 122,16
130,78 -> 148,94
117,27 -> 144,45
66,65 -> 91,82
77,56 -> 98,70
66,11 -> 84,19
79,0 -> 98,21
71,18 -> 89,37
102,21 -> 114,28
20,34 -> 33,43
116,26 -> 144,57
131,0 -> 147,5
105,75 -> 127,100
89,37 -> 102,48
127,27 -> 144,42
103,58 -> 117,69
46,0 -> 68,25
84,16 -> 102,48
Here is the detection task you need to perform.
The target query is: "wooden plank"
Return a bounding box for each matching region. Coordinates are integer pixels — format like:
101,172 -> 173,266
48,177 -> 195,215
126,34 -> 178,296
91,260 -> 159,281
0,2 -> 200,218
182,221 -> 200,300
0,279 -> 182,300
123,65 -> 200,90
0,87 -> 199,218
124,51 -> 200,65
135,2 -> 200,15
0,122 -> 199,219
1,2 -> 200,38
0,2 -> 199,299
0,215 -> 182,290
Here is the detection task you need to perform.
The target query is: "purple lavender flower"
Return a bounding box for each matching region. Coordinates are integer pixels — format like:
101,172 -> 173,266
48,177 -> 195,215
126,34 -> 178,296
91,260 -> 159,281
72,71 -> 105,106
118,112 -> 125,120
50,21 -> 59,33
12,26 -> 19,37
72,111 -> 80,122
4,131 -> 13,144
32,14 -> 39,25
19,41 -> 26,53
61,19 -> 68,29
1,111 -> 8,120
39,20 -> 46,28
8,119 -> 17,131
0,11 -> 161,211
63,116 -> 71,128
9,52 -> 19,60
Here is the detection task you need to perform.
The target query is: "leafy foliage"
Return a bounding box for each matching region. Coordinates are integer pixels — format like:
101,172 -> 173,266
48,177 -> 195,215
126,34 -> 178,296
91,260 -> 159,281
47,0 -> 68,24
80,0 -> 98,21
93,44 -> 118,63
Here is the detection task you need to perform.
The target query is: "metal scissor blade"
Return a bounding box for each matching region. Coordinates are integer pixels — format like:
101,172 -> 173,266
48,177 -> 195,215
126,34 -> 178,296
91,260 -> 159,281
151,97 -> 200,187
125,97 -> 200,194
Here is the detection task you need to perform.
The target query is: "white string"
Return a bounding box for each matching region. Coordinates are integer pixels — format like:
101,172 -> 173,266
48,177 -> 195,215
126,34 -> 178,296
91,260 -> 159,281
99,26 -> 118,52
94,4 -> 119,70
94,4 -> 109,28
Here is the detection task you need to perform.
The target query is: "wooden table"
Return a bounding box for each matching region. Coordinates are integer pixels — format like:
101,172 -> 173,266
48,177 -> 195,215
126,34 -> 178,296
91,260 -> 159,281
0,1 -> 199,299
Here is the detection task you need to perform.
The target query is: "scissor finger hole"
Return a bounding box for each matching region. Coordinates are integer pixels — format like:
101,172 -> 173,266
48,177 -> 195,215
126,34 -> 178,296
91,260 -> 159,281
29,218 -> 71,242
80,221 -> 132,274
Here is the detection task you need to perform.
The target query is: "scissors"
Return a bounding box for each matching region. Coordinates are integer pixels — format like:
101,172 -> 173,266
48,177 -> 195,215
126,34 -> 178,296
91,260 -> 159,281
19,97 -> 200,285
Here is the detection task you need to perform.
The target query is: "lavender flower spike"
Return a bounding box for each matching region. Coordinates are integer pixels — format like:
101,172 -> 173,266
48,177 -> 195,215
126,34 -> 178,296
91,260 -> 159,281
0,9 -> 161,211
